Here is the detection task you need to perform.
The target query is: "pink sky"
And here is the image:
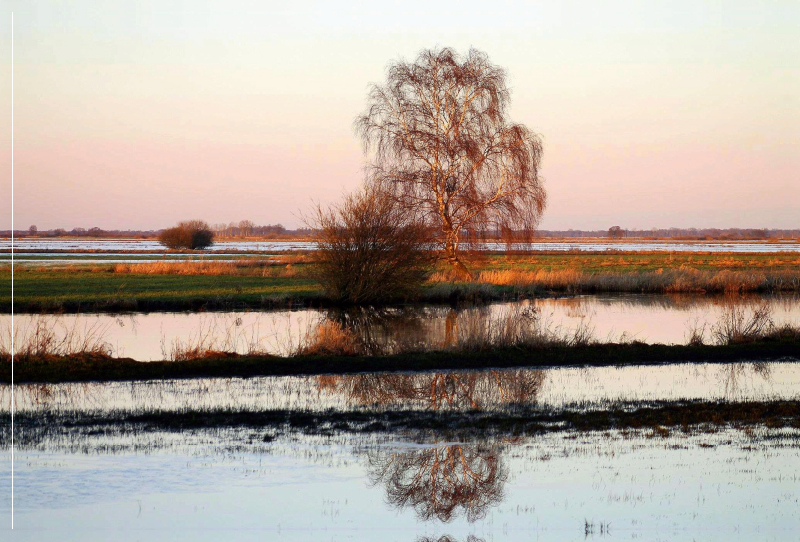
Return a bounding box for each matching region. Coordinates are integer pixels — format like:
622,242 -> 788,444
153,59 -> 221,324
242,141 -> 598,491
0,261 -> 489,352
1,1 -> 798,230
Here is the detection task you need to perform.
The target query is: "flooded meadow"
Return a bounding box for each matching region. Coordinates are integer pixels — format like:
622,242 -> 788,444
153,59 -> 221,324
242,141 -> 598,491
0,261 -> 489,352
3,360 -> 800,540
2,293 -> 799,539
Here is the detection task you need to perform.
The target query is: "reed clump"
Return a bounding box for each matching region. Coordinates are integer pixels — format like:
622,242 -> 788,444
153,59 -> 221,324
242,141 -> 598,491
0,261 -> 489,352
163,315 -> 273,361
703,302 -> 800,346
292,321 -> 361,357
442,306 -> 596,352
0,316 -> 113,362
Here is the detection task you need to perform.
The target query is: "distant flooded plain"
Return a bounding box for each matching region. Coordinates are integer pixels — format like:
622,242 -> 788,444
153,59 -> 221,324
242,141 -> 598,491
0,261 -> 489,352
3,237 -> 800,258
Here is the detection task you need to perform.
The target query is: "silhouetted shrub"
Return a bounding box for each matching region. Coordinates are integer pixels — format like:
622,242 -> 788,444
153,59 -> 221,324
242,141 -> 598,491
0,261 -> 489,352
158,220 -> 215,250
308,186 -> 434,304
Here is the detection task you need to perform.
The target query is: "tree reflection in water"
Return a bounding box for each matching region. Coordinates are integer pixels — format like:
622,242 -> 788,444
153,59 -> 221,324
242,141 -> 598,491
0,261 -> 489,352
417,535 -> 486,542
325,306 -> 433,355
368,442 -> 506,522
720,361 -> 773,397
317,368 -> 546,411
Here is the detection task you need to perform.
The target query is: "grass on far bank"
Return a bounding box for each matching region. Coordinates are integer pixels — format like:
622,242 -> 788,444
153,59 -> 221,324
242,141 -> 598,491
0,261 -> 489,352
2,251 -> 800,313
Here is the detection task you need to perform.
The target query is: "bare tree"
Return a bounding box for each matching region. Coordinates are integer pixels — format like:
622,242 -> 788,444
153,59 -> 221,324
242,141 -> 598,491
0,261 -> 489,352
307,184 -> 434,304
356,47 -> 546,277
28,225 -> 37,236
608,226 -> 624,239
238,220 -> 255,238
158,220 -> 215,250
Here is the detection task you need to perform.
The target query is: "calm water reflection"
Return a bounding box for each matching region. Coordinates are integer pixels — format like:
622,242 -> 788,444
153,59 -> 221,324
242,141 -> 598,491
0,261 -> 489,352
4,361 -> 798,416
367,442 -> 506,522
4,294 -> 799,360
3,427 -> 800,541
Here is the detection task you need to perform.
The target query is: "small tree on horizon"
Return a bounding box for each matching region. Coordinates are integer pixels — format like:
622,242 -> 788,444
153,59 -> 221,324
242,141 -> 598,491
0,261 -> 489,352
158,220 -> 215,250
608,226 -> 624,239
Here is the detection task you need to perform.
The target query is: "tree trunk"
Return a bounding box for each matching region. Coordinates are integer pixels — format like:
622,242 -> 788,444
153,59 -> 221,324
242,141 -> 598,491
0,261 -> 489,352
445,240 -> 473,280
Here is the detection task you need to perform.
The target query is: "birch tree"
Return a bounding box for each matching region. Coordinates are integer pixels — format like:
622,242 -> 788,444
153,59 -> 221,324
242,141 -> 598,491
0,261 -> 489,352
356,47 -> 546,277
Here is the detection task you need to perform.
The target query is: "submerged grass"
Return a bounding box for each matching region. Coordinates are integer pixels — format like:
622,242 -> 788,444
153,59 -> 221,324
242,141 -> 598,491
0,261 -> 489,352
6,399 -> 800,440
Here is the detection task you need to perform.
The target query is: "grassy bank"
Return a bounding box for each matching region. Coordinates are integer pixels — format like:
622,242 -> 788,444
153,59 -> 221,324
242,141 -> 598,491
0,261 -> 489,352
3,252 -> 800,313
0,268 -> 323,312
3,336 -> 799,383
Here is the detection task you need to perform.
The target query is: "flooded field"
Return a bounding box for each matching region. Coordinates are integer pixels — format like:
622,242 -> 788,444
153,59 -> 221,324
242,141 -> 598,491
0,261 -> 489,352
4,294 -> 798,361
2,359 -> 800,541
3,238 -> 800,255
2,427 -> 799,541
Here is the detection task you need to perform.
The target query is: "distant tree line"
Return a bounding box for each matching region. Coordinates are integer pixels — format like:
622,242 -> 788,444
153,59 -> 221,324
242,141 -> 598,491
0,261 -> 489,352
3,222 -> 314,239
6,226 -> 157,238
210,221 -> 295,238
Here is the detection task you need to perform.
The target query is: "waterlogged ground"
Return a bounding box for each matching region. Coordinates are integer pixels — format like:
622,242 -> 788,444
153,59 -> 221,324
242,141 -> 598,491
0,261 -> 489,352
4,362 -> 799,414
2,360 -> 800,539
3,292 -> 800,539
4,294 -> 799,360
2,237 -> 800,256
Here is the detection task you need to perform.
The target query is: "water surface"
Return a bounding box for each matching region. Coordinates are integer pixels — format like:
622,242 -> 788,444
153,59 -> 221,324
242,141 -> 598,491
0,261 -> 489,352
3,238 -> 799,253
4,294 -> 797,360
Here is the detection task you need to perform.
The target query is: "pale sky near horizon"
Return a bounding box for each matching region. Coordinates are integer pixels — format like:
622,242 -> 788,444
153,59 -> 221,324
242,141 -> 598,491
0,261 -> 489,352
1,1 -> 798,230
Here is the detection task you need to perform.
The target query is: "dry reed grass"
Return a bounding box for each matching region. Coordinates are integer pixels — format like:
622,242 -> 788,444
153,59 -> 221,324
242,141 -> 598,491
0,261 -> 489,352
292,320 -> 361,357
0,316 -> 113,361
110,259 -> 298,276
464,268 -> 800,293
437,305 -> 596,352
710,304 -> 775,345
162,315 -> 274,361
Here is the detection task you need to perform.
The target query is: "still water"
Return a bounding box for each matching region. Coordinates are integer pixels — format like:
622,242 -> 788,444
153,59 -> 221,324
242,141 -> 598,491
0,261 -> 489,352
2,402 -> 800,541
4,362 -> 799,414
3,293 -> 800,539
4,294 -> 798,360
3,238 -> 800,253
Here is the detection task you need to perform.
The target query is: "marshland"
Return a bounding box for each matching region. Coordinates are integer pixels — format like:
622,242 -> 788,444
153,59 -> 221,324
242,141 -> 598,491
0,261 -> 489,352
3,240 -> 800,540
4,6 -> 800,539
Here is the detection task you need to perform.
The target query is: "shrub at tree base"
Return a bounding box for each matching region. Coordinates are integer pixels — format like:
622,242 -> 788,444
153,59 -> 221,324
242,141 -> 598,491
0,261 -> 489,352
158,220 -> 215,250
310,186 -> 434,304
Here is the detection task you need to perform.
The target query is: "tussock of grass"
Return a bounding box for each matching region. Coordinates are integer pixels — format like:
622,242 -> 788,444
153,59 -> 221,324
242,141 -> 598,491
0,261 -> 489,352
0,316 -> 112,362
292,321 -> 361,357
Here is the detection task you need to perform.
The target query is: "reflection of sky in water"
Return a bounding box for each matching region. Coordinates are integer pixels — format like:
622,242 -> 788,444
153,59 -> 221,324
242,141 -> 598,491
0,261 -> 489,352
3,294 -> 798,360
2,429 -> 799,541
